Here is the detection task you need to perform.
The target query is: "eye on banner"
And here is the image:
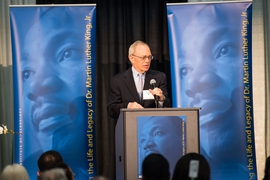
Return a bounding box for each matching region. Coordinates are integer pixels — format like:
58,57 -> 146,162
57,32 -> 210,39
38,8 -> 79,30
167,1 -> 256,180
10,5 -> 97,180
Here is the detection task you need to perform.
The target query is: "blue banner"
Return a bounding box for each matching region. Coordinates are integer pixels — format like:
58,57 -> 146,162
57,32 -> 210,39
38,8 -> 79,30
167,2 -> 256,180
10,5 -> 97,180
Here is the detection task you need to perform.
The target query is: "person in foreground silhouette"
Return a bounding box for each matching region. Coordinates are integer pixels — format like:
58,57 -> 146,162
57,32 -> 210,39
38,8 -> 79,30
39,168 -> 67,180
36,150 -> 74,180
142,153 -> 170,180
172,153 -> 210,180
37,150 -> 64,176
0,163 -> 30,180
56,162 -> 74,180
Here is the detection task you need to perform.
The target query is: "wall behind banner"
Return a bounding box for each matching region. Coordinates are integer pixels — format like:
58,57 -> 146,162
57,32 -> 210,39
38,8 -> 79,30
9,5 -> 97,180
167,2 -> 257,180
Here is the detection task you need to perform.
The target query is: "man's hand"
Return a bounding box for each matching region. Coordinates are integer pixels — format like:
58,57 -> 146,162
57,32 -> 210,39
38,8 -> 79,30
127,102 -> 144,109
149,88 -> 165,101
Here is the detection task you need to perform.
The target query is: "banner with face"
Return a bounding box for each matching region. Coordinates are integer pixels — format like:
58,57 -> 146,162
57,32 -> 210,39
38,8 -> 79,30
10,5 -> 97,180
167,2 -> 256,180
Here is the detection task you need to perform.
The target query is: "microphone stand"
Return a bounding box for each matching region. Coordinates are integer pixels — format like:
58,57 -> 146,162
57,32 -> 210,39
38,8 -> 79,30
150,79 -> 158,108
154,95 -> 158,108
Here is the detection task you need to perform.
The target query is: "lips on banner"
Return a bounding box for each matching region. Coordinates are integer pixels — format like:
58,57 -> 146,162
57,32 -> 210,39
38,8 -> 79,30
10,5 -> 97,180
167,2 -> 256,180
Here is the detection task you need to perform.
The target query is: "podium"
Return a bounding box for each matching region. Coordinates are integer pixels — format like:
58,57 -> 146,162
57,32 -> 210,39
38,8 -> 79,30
115,108 -> 200,180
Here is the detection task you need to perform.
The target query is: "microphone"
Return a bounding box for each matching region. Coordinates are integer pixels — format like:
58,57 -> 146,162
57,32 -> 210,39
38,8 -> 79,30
150,79 -> 159,102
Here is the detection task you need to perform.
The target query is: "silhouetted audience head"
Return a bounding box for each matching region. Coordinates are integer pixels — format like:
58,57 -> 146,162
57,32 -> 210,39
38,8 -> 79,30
263,156 -> 270,180
142,153 -> 170,180
0,163 -> 30,180
37,150 -> 64,174
56,162 -> 74,180
39,168 -> 67,180
172,153 -> 210,180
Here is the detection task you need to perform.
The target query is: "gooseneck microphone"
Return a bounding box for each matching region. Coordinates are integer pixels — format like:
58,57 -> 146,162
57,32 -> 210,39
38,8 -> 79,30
150,79 -> 159,104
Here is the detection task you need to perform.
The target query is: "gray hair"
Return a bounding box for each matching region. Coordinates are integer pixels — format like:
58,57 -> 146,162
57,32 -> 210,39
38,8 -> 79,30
39,168 -> 67,180
128,40 -> 150,55
0,164 -> 30,180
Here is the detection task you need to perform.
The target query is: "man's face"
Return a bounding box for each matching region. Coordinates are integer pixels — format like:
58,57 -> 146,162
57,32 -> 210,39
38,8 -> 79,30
178,7 -> 243,155
21,9 -> 87,152
140,117 -> 182,170
129,44 -> 152,73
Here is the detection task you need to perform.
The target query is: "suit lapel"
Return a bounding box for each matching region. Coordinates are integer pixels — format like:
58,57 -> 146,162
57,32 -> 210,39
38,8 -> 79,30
123,68 -> 141,102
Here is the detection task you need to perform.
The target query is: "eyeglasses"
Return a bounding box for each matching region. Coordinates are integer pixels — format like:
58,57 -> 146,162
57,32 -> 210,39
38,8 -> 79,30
132,54 -> 154,61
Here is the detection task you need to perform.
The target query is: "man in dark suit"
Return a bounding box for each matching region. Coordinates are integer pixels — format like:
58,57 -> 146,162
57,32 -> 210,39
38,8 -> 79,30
107,40 -> 170,119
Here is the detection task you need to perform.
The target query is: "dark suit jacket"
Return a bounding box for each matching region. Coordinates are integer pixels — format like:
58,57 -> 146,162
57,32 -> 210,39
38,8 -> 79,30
107,67 -> 170,119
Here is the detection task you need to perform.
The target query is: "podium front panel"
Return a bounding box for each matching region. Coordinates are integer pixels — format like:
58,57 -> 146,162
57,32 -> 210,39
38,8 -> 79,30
115,108 -> 200,180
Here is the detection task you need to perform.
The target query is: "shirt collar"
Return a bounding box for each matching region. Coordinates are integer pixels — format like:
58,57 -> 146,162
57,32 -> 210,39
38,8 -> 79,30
132,66 -> 145,76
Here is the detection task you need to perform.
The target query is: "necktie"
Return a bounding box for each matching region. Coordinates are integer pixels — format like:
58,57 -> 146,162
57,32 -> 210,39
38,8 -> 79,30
137,74 -> 143,101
